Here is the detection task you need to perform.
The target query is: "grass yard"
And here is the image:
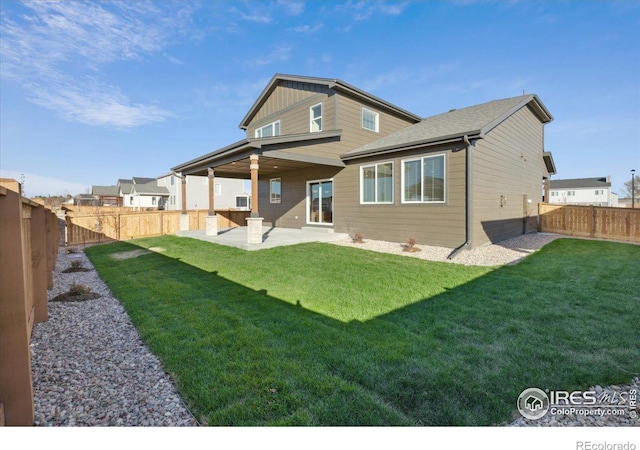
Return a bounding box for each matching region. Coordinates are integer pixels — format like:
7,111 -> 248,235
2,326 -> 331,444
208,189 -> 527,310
85,237 -> 640,426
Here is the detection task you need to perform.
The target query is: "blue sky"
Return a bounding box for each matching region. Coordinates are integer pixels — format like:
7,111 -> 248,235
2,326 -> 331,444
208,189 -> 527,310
1,0 -> 639,197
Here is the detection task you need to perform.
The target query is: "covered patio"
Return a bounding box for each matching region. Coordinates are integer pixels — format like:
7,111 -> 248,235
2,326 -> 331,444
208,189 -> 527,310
176,226 -> 348,251
171,132 -> 345,245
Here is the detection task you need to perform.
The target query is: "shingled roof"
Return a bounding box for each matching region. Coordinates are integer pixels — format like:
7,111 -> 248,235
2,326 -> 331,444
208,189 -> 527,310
550,177 -> 611,189
91,185 -> 120,196
132,182 -> 170,196
342,94 -> 552,160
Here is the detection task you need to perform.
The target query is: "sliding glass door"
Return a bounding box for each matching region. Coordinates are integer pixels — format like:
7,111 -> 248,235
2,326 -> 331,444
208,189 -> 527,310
307,179 -> 333,225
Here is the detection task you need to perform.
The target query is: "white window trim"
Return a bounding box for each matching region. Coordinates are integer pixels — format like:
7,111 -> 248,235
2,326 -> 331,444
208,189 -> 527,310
361,107 -> 380,133
270,178 -> 282,204
310,102 -> 322,133
360,161 -> 394,205
401,154 -> 446,204
255,120 -> 281,138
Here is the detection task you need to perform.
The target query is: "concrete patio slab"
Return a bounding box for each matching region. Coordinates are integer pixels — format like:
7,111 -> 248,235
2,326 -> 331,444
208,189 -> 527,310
176,226 -> 349,251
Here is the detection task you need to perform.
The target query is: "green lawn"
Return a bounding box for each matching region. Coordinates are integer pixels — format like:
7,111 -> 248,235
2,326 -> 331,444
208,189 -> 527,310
85,237 -> 640,426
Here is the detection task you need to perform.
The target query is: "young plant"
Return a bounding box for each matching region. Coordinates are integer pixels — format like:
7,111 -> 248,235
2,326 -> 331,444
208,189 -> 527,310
68,283 -> 91,296
352,232 -> 365,244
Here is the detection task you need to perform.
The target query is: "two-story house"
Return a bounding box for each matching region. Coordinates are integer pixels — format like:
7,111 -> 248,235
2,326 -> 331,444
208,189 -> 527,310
549,177 -> 618,207
172,74 -> 555,250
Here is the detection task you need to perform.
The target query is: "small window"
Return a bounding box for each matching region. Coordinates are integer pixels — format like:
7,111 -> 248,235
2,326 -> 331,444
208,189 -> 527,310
129,196 -> 133,205
255,120 -> 281,138
171,176 -> 175,186
236,196 -> 249,209
362,107 -> 379,132
152,196 -> 157,205
215,183 -> 222,196
402,154 -> 445,203
361,162 -> 394,204
270,178 -> 281,204
310,103 -> 322,132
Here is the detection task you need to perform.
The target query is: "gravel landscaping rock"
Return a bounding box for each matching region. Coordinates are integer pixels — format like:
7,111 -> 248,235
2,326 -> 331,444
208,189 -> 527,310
31,245 -> 198,426
333,232 -> 563,266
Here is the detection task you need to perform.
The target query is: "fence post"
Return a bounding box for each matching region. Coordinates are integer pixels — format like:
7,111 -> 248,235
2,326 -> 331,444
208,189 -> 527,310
0,184 -> 35,426
30,205 -> 48,324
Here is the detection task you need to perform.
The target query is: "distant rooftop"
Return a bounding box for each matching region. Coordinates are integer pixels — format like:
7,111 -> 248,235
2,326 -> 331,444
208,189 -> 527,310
550,177 -> 611,189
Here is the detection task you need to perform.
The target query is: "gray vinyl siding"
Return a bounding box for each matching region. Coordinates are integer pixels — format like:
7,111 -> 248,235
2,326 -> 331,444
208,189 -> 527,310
471,105 -> 545,246
334,143 -> 467,248
257,166 -> 342,229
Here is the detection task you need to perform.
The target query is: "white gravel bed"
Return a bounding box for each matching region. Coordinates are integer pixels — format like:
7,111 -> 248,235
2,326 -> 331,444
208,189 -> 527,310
30,246 -> 198,426
332,232 -> 563,266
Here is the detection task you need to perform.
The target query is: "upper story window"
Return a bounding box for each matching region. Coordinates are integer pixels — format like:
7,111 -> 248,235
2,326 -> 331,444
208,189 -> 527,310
215,183 -> 222,196
255,120 -> 281,138
362,107 -> 379,132
402,154 -> 445,203
310,103 -> 322,132
595,189 -> 604,195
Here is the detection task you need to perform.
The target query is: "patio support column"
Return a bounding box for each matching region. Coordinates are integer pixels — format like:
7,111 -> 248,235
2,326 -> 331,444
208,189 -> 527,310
179,173 -> 189,231
544,177 -> 550,203
250,154 -> 259,218
206,168 -> 218,236
246,153 -> 263,244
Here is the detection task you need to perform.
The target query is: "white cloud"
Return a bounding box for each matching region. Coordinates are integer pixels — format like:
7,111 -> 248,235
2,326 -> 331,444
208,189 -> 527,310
277,0 -> 305,15
341,1 -> 410,21
0,1 -> 194,128
26,77 -> 173,128
250,45 -> 293,66
0,170 -> 89,197
293,23 -> 324,33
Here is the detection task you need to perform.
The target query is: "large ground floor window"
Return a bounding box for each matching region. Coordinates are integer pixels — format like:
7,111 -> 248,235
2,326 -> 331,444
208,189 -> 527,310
402,154 -> 445,203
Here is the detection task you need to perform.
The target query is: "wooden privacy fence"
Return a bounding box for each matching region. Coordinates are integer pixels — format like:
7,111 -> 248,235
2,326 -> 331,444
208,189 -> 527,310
539,203 -> 640,243
66,209 -> 251,245
0,179 -> 59,426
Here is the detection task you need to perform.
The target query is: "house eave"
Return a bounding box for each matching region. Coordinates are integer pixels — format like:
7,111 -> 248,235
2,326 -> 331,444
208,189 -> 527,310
340,131 -> 482,161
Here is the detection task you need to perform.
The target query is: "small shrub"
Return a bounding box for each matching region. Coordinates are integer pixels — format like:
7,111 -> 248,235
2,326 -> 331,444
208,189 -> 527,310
68,283 -> 91,296
403,238 -> 421,253
66,247 -> 78,254
70,260 -> 84,269
352,232 -> 365,244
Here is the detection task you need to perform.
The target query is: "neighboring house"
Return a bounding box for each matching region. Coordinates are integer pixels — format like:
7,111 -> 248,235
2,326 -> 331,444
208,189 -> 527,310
128,181 -> 170,209
549,177 -> 618,207
618,198 -> 635,208
91,185 -> 122,206
75,193 -> 98,207
172,74 -> 555,249
157,173 -> 251,211
117,179 -> 134,206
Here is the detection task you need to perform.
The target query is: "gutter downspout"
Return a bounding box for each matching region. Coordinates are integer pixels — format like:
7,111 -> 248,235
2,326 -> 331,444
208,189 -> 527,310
447,135 -> 474,259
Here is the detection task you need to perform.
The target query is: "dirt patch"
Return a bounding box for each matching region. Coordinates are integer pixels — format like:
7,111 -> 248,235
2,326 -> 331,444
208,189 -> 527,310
62,267 -> 92,273
51,292 -> 101,302
110,249 -> 151,260
149,247 -> 166,253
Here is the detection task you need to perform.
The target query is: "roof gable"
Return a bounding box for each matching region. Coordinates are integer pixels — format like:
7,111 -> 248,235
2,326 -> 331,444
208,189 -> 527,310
342,94 -> 553,159
239,74 -> 421,129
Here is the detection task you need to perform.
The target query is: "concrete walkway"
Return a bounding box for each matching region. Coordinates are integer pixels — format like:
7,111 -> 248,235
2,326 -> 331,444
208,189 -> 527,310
176,226 -> 349,251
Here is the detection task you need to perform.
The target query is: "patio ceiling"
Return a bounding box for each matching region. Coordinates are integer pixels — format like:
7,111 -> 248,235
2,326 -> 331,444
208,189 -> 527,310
198,155 -> 334,179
